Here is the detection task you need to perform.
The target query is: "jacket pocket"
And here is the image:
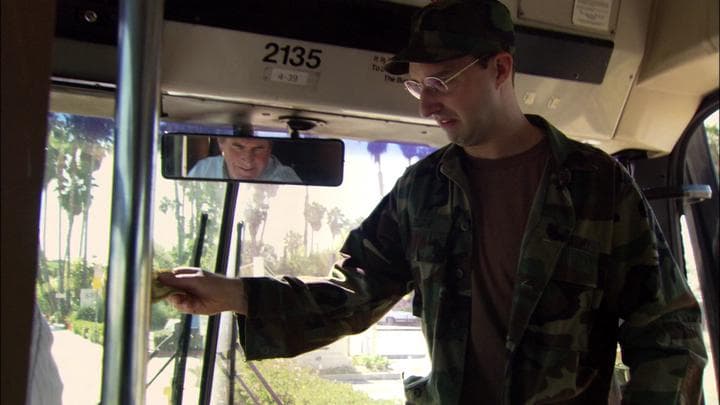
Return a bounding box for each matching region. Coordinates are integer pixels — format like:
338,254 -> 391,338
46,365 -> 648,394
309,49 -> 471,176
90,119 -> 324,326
527,247 -> 602,351
410,225 -> 449,278
511,344 -> 598,404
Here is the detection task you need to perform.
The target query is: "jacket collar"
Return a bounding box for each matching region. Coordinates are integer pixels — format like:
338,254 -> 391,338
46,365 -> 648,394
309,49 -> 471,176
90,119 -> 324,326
436,114 -> 599,181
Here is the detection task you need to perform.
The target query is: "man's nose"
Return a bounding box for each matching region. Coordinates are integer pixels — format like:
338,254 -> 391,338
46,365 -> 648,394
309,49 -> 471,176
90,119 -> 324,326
238,150 -> 252,162
418,90 -> 442,118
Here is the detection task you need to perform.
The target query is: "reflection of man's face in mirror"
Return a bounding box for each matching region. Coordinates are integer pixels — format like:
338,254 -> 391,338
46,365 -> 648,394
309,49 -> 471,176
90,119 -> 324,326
217,137 -> 272,179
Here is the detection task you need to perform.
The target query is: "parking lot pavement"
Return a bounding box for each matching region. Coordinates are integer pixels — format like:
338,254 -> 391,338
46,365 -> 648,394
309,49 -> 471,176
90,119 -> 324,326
51,330 -> 103,405
52,329 -> 202,405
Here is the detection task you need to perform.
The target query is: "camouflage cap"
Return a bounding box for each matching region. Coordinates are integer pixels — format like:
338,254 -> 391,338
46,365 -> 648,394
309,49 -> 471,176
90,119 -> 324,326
384,0 -> 515,75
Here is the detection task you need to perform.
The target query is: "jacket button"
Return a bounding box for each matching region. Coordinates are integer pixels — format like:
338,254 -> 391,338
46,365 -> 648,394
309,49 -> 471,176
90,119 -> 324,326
460,220 -> 470,231
456,268 -> 464,279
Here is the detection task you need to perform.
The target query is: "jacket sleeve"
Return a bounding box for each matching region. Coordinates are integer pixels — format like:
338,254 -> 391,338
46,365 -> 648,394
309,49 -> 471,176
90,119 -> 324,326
611,167 -> 707,404
237,187 -> 413,360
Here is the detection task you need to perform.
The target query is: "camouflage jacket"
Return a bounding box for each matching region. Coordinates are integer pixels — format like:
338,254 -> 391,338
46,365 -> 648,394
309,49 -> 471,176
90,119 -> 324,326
238,115 -> 706,404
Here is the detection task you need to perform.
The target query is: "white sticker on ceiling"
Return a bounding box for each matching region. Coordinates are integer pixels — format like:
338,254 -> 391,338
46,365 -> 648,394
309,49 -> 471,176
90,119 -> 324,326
572,0 -> 613,31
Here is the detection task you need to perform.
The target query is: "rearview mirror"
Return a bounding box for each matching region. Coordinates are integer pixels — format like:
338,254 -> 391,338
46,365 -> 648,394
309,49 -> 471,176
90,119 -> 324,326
161,133 -> 344,186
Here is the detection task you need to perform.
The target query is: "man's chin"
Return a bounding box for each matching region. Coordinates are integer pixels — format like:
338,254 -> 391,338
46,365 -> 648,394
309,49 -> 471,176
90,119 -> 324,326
230,170 -> 258,180
446,132 -> 467,146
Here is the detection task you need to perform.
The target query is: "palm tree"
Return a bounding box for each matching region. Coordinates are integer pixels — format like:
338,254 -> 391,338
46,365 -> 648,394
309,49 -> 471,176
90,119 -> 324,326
326,207 -> 348,244
367,141 -> 388,197
254,184 -> 278,245
55,116 -> 112,309
243,184 -> 278,254
48,116 -> 82,314
399,143 -> 417,166
400,143 -> 435,167
180,181 -> 225,268
283,230 -> 303,259
304,202 -> 326,254
303,187 -> 309,255
159,183 -> 188,264
244,205 -> 265,248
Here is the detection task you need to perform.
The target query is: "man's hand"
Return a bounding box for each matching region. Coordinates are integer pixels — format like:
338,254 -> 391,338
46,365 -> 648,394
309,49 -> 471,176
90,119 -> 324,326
156,267 -> 247,315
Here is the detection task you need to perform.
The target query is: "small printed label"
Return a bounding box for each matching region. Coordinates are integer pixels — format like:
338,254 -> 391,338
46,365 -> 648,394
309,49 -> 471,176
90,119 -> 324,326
266,67 -> 310,86
371,54 -> 389,73
572,0 -> 613,31
371,54 -> 406,85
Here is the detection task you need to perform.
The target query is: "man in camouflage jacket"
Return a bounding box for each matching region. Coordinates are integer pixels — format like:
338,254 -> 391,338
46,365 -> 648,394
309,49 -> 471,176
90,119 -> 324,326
160,0 -> 707,403
232,115 -> 706,404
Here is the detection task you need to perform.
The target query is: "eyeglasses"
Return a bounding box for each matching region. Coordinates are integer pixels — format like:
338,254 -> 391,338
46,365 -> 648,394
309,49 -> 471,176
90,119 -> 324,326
403,58 -> 480,100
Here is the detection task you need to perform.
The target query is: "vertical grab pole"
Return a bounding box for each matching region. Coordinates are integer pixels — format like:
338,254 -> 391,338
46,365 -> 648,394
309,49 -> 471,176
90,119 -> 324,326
101,0 -> 164,404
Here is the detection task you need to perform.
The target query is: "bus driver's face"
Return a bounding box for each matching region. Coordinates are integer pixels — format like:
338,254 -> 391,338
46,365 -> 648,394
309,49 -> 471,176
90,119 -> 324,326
218,138 -> 272,179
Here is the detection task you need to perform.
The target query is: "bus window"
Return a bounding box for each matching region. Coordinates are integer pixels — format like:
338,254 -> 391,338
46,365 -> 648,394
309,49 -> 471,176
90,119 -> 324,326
37,112 -> 113,405
209,136 -> 435,404
156,130 -> 436,404
36,110 -> 437,404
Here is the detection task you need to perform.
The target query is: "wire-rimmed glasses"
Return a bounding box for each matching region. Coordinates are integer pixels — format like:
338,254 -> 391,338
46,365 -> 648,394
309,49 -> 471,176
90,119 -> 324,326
403,58 -> 480,99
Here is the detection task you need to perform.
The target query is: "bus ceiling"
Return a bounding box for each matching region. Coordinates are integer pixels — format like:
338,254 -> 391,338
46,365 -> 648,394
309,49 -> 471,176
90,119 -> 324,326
51,0 -> 719,154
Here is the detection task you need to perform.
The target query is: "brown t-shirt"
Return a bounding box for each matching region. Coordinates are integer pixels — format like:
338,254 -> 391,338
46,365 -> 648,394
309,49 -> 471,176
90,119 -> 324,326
459,137 -> 549,404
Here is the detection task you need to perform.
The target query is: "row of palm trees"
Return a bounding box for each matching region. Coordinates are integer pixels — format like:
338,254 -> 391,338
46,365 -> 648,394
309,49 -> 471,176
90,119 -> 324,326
39,113 -> 113,319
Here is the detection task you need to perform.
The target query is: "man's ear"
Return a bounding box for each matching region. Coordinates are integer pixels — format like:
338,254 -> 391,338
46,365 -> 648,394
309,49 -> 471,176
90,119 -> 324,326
494,52 -> 513,88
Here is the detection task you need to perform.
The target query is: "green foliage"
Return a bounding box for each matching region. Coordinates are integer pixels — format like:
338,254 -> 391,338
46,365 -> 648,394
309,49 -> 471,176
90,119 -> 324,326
151,301 -> 178,330
36,259 -> 61,318
39,113 -> 113,322
75,306 -> 95,321
234,358 -> 398,405
152,329 -> 174,351
75,304 -> 104,322
153,244 -> 179,271
71,319 -> 104,344
67,260 -> 95,307
161,179 -> 226,268
151,318 -> 204,353
352,355 -> 391,372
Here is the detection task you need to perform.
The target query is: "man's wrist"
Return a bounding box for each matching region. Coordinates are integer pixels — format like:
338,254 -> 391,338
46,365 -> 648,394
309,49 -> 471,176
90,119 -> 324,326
228,278 -> 248,315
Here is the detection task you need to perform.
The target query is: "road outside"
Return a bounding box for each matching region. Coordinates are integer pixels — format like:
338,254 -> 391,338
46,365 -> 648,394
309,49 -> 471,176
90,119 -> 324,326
51,328 -> 201,405
51,324 -> 715,404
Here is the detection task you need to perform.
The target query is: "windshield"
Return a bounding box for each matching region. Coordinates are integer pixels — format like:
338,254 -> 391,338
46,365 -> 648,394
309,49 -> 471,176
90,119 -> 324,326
38,112 -> 436,404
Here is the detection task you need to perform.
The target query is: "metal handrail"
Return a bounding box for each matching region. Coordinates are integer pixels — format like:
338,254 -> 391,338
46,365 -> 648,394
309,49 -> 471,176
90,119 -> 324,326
100,0 -> 164,404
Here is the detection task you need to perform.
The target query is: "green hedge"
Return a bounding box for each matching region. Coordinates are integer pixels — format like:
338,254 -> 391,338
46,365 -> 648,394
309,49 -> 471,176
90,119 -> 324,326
352,355 -> 391,372
234,358 -> 399,404
71,319 -> 104,344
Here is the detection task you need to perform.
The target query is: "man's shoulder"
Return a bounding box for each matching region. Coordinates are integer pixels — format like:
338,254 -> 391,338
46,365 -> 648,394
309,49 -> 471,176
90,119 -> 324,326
563,137 -> 617,171
535,115 -> 619,174
403,145 -> 450,175
189,155 -> 223,177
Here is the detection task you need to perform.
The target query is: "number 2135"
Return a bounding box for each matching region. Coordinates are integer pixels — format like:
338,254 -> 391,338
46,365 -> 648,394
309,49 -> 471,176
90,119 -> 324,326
263,42 -> 322,69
